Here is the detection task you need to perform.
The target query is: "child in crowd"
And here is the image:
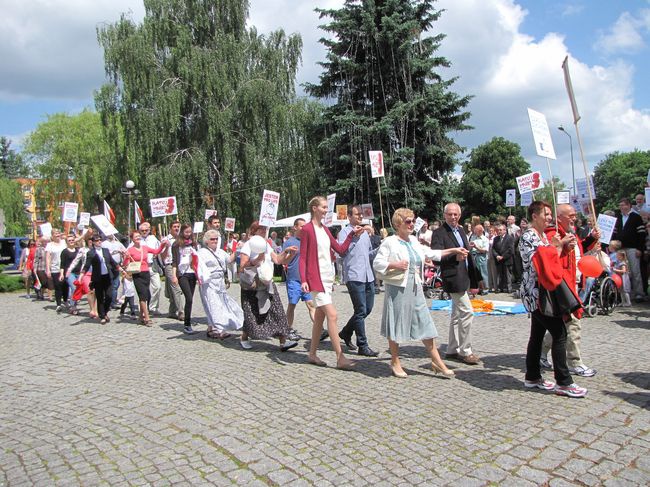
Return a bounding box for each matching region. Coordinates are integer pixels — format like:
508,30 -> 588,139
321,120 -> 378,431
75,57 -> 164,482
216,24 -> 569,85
612,250 -> 631,307
608,240 -> 621,267
119,271 -> 138,319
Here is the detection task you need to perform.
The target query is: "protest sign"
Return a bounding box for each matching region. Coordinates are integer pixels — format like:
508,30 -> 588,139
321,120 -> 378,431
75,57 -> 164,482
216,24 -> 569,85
414,217 -> 426,234
596,214 -> 617,245
505,189 -> 516,207
62,202 -> 79,223
336,205 -> 347,221
516,171 -> 545,194
78,212 -> 91,227
91,214 -> 119,236
204,209 -> 218,221
39,223 -> 52,239
224,218 -> 236,232
150,196 -> 178,218
575,176 -> 596,200
259,190 -> 280,227
556,191 -> 570,204
361,203 -> 374,219
645,187 -> 650,211
193,222 -> 204,234
527,108 -> 556,160
324,193 -> 336,226
520,192 -> 533,207
368,150 -> 384,178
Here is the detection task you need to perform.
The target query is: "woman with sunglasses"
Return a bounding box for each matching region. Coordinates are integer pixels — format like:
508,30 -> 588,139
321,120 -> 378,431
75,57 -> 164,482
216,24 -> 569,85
373,208 -> 467,378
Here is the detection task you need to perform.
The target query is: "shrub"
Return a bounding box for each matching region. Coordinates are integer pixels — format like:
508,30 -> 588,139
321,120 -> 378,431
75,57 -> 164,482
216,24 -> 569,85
0,266 -> 23,293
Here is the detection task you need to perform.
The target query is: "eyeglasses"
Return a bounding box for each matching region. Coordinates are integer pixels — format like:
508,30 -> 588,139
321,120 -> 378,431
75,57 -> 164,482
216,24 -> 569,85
404,219 -> 415,225
208,238 -> 219,241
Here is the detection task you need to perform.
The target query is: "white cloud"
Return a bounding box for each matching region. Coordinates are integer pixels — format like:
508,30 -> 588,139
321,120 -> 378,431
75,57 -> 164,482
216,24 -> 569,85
595,9 -> 650,55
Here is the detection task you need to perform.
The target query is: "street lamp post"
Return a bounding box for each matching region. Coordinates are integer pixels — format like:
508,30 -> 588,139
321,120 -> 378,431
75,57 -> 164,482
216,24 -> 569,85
121,180 -> 139,233
558,126 -> 576,195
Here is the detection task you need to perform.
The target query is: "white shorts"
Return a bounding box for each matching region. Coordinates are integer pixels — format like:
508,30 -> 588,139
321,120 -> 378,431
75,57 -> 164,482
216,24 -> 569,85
312,279 -> 333,307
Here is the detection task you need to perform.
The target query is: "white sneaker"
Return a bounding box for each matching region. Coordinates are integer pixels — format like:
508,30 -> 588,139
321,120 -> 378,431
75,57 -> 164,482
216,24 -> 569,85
569,365 -> 597,377
524,378 -> 556,390
240,339 -> 253,350
555,383 -> 587,398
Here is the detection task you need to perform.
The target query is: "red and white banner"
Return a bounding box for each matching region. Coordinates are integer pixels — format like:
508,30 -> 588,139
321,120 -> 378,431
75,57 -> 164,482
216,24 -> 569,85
204,209 -> 218,221
224,218 -> 236,232
369,150 -> 384,178
150,196 -> 178,218
516,171 -> 544,194
259,190 -> 280,227
103,200 -> 116,225
134,201 -> 144,225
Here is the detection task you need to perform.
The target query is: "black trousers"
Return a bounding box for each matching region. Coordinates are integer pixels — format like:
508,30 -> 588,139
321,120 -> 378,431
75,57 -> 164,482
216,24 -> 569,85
525,310 -> 572,386
53,276 -> 67,306
93,274 -> 113,319
178,273 -> 197,326
496,261 -> 512,292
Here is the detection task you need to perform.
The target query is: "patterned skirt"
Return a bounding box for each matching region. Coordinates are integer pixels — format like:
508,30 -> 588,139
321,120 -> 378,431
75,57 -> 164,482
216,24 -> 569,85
240,283 -> 290,339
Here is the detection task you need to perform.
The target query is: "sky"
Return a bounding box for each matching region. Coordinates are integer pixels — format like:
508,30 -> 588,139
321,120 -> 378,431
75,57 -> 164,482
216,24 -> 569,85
1,0 -> 649,190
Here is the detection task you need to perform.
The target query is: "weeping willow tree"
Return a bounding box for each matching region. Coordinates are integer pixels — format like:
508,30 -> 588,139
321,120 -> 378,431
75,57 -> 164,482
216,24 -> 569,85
95,0 -> 320,226
306,0 -> 472,221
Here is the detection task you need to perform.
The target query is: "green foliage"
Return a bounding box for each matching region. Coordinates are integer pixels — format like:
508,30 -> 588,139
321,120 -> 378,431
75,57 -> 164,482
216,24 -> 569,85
0,137 -> 29,178
593,150 -> 650,212
21,111 -> 118,216
95,0 -> 320,228
0,266 -> 23,292
0,177 -> 30,235
535,177 -> 567,210
306,0 -> 472,222
459,137 -> 531,219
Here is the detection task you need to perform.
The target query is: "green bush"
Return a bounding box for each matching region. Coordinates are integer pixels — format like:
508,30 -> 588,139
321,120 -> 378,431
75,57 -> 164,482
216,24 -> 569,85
0,266 -> 23,293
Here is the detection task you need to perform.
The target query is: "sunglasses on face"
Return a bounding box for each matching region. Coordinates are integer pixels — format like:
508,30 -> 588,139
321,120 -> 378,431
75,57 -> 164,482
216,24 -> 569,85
208,238 -> 219,241
404,219 -> 415,225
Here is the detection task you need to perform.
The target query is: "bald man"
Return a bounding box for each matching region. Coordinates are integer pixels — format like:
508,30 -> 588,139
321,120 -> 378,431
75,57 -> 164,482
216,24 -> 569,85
541,204 -> 601,377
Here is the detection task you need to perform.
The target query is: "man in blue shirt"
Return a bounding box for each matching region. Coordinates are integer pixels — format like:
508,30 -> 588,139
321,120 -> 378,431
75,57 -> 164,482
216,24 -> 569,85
337,205 -> 379,357
283,218 -> 315,341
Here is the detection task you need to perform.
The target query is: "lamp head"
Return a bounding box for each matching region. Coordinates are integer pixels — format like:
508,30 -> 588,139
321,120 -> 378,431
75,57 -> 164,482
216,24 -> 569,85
125,180 -> 135,190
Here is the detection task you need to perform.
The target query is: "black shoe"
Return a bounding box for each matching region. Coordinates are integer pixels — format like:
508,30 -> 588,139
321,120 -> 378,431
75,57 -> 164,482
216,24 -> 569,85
338,333 -> 357,351
357,347 -> 379,357
319,330 -> 329,342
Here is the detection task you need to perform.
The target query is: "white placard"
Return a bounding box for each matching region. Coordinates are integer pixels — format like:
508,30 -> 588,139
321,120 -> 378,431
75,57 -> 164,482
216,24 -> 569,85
78,212 -> 91,227
150,196 -> 178,217
259,190 -> 280,227
62,202 -> 79,223
527,108 -> 556,160
520,192 -> 533,207
224,217 -> 236,232
39,223 -> 52,239
647,168 -> 650,185
575,176 -> 596,200
644,188 -> 650,211
596,214 -> 617,245
204,209 -> 218,221
414,217 -> 426,234
324,193 -> 336,226
505,189 -> 516,207
193,221 -> 204,234
369,150 -> 384,178
556,191 -> 571,204
91,214 -> 119,236
516,171 -> 545,194
361,203 -> 374,219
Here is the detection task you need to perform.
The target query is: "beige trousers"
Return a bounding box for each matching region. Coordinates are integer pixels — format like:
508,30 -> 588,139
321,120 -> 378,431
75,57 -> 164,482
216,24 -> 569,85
542,313 -> 583,368
448,291 -> 474,356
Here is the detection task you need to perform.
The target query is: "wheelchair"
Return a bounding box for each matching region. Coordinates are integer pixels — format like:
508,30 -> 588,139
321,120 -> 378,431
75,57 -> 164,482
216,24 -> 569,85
582,273 -> 619,317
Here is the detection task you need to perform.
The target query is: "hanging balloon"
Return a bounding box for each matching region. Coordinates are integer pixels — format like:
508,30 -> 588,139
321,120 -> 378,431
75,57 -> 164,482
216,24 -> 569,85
610,273 -> 623,289
577,255 -> 603,278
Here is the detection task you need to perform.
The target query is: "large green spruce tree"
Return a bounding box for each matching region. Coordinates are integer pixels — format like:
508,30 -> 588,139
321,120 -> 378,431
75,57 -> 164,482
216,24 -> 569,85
96,0 -> 320,225
306,0 -> 472,221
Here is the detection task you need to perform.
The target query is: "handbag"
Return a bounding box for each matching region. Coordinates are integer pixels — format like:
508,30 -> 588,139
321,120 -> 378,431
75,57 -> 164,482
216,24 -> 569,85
538,279 -> 582,318
382,268 -> 405,281
125,247 -> 144,273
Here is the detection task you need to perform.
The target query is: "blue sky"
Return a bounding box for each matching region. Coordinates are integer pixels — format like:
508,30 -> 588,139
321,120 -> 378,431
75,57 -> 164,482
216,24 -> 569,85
1,0 -> 648,189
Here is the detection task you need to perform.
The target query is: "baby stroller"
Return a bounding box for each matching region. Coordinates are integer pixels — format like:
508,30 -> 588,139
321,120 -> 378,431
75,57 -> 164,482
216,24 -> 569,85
423,264 -> 450,300
582,272 -> 619,317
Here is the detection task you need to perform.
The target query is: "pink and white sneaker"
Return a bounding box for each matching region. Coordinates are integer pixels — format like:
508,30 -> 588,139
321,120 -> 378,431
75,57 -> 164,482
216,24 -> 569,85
555,383 -> 587,398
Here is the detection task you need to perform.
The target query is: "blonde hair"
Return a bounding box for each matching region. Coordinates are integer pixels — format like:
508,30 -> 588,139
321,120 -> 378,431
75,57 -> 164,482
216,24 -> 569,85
609,240 -> 622,252
616,250 -> 628,263
308,196 -> 326,217
391,208 -> 414,230
203,229 -> 220,246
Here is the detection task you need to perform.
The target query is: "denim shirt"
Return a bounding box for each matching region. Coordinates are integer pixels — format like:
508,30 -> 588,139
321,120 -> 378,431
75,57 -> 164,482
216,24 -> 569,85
337,225 -> 376,284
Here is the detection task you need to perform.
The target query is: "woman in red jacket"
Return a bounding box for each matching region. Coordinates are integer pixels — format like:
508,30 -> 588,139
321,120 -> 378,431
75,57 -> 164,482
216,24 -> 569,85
299,196 -> 364,369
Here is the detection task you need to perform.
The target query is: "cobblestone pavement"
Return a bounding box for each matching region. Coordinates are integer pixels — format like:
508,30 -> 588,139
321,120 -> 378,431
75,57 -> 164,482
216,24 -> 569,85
1,284 -> 648,486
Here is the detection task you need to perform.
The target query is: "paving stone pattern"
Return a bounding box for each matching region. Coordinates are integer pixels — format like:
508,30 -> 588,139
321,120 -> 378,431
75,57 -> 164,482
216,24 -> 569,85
0,286 -> 648,486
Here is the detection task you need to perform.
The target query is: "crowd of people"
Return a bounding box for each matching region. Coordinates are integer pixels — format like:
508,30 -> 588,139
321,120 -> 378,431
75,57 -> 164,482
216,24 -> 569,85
15,190 -> 649,398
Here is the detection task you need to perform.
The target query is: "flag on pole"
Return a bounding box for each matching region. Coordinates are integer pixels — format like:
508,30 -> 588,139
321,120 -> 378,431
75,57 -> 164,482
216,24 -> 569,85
562,56 -> 581,124
134,201 -> 144,226
103,200 -> 116,225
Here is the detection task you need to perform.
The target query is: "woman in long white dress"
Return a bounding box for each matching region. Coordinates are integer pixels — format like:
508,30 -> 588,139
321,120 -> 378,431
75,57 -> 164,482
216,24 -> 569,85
198,230 -> 244,339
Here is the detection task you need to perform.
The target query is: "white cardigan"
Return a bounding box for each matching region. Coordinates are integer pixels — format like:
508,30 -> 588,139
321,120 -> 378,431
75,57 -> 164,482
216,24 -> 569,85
373,235 -> 442,288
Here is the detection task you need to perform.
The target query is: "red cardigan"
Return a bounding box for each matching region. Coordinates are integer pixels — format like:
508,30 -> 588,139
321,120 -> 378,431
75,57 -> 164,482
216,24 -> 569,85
299,221 -> 354,293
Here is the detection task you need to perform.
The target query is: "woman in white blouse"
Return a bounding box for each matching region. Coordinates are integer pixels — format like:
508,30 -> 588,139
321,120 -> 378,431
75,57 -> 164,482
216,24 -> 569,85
373,208 -> 467,378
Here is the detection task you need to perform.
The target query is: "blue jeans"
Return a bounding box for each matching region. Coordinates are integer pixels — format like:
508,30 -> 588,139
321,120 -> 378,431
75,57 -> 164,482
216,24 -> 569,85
67,273 -> 78,304
341,281 -> 375,348
111,274 -> 121,306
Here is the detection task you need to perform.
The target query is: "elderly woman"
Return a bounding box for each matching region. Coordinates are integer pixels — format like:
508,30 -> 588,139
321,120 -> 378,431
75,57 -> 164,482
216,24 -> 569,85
373,208 -> 467,378
198,230 -> 244,339
469,224 -> 490,295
